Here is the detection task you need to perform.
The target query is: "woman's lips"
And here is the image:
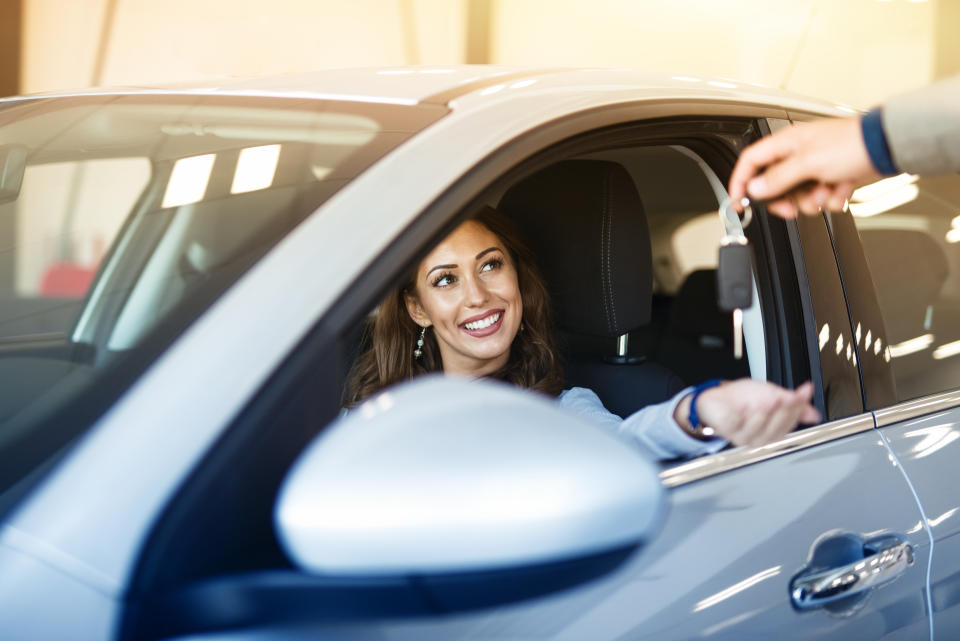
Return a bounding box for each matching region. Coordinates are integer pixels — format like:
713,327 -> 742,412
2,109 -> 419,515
460,309 -> 504,337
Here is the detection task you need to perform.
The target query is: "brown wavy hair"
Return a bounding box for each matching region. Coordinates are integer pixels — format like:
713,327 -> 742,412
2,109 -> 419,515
344,206 -> 563,406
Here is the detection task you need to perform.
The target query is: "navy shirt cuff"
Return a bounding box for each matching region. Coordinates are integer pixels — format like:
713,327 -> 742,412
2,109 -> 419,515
861,107 -> 898,175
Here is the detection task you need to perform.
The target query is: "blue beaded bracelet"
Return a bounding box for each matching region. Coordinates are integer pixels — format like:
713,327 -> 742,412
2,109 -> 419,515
688,378 -> 724,438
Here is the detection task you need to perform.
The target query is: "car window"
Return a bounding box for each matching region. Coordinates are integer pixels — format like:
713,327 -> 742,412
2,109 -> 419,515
846,173 -> 960,402
587,145 -> 765,386
0,157 -> 149,338
342,143 -> 768,428
0,94 -> 448,493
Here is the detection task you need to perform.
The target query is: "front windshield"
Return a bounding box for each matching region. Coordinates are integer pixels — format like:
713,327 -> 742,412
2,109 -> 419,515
0,94 -> 447,494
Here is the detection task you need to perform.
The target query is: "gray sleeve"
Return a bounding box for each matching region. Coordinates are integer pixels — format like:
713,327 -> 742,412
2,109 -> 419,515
882,75 -> 960,175
558,387 -> 726,460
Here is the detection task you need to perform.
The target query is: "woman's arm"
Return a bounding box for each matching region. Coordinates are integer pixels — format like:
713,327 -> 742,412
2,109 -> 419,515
674,379 -> 819,447
560,380 -> 819,460
559,387 -> 726,460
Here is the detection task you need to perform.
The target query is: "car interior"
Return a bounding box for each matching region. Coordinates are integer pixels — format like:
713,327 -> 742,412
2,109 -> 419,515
342,142 -> 762,425
851,175 -> 960,402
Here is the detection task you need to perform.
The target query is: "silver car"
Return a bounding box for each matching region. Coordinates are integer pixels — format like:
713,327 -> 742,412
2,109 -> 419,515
0,67 -> 957,640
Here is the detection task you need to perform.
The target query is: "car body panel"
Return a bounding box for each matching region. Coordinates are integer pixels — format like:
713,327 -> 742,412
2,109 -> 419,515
1,67 -> 858,117
819,174 -> 960,638
875,397 -> 960,639
0,542 -> 118,639
161,424 -> 930,641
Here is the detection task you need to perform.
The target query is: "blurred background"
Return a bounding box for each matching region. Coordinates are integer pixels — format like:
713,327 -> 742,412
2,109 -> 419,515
0,0 -> 957,108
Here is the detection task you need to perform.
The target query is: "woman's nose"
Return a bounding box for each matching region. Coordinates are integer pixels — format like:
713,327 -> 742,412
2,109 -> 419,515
462,274 -> 489,306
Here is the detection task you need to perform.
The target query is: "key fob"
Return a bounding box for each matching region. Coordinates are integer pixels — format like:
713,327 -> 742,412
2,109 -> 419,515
717,241 -> 753,312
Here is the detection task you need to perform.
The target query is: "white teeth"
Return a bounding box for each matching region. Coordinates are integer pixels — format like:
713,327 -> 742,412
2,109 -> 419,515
464,312 -> 501,331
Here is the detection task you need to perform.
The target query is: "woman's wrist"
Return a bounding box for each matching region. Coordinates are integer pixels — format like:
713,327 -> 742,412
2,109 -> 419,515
673,394 -> 697,435
674,379 -> 724,441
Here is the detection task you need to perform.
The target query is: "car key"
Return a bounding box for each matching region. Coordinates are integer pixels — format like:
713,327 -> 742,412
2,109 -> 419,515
717,198 -> 754,359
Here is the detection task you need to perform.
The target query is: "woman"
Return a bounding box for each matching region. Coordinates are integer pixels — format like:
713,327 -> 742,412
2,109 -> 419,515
346,207 -> 819,459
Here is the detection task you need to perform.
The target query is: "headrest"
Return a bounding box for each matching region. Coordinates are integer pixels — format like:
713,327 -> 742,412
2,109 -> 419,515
859,228 -> 948,341
499,160 -> 653,337
669,269 -> 732,343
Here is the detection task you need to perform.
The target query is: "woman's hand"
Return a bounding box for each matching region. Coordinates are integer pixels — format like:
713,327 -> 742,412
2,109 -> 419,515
675,380 -> 821,448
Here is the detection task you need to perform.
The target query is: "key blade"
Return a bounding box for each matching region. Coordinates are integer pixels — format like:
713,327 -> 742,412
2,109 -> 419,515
733,308 -> 743,360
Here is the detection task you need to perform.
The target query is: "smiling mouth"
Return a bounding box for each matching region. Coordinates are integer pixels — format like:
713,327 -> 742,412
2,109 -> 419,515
459,310 -> 504,337
462,311 -> 502,330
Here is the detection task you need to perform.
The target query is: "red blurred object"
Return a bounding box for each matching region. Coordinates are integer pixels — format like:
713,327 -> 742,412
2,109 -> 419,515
39,262 -> 96,298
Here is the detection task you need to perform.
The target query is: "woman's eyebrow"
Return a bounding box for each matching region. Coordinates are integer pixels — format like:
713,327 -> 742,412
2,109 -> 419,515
426,263 -> 457,277
475,247 -> 501,260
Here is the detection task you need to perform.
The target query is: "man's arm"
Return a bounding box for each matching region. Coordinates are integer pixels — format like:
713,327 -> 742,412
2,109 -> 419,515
884,74 -> 960,175
728,75 -> 960,218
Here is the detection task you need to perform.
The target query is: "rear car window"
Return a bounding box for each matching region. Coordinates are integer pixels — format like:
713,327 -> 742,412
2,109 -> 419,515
848,173 -> 960,402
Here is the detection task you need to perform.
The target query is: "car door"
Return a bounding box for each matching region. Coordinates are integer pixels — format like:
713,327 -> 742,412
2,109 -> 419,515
117,105 -> 932,641
374,114 -> 928,641
831,169 -> 960,640
374,115 -> 931,641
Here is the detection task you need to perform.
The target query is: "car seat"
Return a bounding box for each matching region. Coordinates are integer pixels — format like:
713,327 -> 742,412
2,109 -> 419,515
657,268 -> 749,384
499,159 -> 684,418
858,228 -> 948,345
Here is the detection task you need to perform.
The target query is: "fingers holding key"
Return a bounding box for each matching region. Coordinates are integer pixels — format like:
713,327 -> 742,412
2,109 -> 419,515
729,116 -> 881,218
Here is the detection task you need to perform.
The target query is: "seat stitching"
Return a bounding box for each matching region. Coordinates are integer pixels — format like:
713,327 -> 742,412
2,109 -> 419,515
603,174 -> 617,331
600,176 -> 612,334
606,173 -> 617,331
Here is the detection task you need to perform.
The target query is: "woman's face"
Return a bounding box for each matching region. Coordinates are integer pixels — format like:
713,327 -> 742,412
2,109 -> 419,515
405,220 -> 523,378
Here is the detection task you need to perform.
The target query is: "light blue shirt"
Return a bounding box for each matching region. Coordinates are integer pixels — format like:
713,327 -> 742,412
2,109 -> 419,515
558,387 -> 727,460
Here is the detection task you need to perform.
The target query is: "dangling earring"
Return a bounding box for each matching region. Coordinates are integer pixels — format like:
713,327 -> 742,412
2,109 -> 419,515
414,326 -> 426,359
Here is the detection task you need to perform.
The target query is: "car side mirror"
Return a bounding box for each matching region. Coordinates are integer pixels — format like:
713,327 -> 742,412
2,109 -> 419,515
0,146 -> 26,205
274,376 -> 666,609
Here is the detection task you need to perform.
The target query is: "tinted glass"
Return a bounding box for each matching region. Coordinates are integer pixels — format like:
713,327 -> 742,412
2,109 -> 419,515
794,213 -> 863,419
848,173 -> 960,402
0,94 -> 447,490
826,209 -> 897,409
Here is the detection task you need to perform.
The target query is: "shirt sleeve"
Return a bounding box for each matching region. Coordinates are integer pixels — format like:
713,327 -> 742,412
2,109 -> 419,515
881,74 -> 960,175
861,107 -> 899,176
558,386 -> 727,460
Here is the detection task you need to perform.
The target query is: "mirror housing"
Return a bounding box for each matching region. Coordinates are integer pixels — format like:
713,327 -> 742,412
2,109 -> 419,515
275,376 -> 665,580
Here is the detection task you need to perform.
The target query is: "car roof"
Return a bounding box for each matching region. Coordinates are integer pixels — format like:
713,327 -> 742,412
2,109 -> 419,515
2,65 -> 857,117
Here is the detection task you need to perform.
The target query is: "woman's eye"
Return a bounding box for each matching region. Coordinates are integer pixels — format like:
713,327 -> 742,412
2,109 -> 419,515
432,272 -> 456,287
481,258 -> 503,273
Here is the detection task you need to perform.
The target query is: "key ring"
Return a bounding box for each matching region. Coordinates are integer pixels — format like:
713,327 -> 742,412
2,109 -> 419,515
719,196 -> 752,229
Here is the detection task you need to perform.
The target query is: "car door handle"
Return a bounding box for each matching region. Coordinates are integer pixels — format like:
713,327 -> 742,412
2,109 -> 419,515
790,539 -> 914,610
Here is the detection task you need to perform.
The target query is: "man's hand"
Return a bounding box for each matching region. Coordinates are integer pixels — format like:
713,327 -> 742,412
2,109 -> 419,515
728,117 -> 882,218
